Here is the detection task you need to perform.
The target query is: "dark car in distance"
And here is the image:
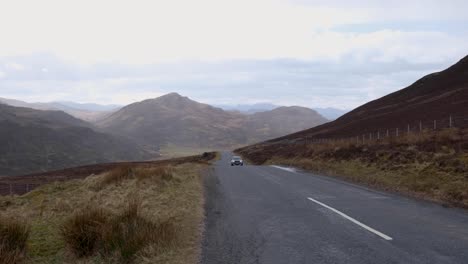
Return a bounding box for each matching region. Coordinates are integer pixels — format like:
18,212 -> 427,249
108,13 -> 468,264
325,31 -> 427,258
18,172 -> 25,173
231,156 -> 244,166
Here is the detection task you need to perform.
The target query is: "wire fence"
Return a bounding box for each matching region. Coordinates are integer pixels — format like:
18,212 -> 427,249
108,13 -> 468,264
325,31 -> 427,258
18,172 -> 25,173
0,183 -> 44,196
283,115 -> 468,146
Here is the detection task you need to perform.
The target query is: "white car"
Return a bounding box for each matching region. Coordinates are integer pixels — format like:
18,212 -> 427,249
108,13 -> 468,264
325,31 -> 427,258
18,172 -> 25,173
230,156 -> 244,166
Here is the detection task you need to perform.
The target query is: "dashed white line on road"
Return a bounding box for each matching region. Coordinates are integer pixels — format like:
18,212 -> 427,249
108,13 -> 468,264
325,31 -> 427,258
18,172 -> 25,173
307,197 -> 393,241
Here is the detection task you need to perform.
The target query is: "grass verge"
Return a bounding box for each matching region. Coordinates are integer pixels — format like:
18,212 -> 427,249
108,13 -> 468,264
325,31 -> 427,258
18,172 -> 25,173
0,153 -> 215,263
237,129 -> 468,208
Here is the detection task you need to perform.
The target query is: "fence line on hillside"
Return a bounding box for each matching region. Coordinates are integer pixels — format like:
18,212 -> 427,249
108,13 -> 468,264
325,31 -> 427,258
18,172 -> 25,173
0,183 -> 44,196
284,115 -> 468,146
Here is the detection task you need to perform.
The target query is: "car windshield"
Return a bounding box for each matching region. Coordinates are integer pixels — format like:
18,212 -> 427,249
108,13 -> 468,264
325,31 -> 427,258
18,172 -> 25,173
232,156 -> 241,160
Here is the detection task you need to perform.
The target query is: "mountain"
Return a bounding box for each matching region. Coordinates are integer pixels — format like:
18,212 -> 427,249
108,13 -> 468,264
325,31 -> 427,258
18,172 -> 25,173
245,106 -> 328,141
0,104 -> 152,176
313,107 -> 348,120
97,93 -> 247,148
0,98 -> 116,122
216,103 -> 347,119
265,55 -> 468,142
97,93 -> 328,148
57,101 -> 121,112
216,103 -> 279,114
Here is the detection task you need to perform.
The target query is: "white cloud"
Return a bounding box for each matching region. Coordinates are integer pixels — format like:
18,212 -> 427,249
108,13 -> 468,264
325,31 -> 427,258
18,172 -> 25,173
2,0 -> 465,65
5,62 -> 25,71
0,1 -> 467,109
0,54 -> 452,109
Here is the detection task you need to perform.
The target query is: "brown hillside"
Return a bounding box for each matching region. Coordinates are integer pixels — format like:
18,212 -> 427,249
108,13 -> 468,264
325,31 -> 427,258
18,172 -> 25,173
97,93 -> 328,148
275,55 -> 468,141
0,104 -> 153,176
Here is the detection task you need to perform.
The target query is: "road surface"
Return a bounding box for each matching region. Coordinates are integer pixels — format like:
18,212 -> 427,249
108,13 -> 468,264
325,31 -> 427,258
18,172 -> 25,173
201,152 -> 468,264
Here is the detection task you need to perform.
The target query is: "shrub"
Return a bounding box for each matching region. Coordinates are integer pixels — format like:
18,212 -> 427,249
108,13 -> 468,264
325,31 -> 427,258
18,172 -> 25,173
0,216 -> 30,264
61,206 -> 109,258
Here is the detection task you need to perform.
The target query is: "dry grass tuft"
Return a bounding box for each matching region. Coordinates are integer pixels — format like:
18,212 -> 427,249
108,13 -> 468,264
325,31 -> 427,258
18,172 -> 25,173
134,166 -> 174,183
99,164 -> 135,187
61,198 -> 177,262
61,206 -> 109,258
0,216 -> 30,264
100,199 -> 177,262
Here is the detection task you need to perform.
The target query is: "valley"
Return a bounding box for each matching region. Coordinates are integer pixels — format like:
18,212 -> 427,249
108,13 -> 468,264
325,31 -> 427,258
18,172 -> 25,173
0,93 -> 327,176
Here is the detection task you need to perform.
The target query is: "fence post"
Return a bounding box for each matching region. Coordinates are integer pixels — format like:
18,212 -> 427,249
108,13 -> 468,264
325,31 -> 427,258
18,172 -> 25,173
434,120 -> 437,130
386,129 -> 389,137
419,121 -> 422,132
407,124 -> 410,134
449,115 -> 452,128
396,128 -> 399,137
369,133 -> 372,140
377,131 -> 380,140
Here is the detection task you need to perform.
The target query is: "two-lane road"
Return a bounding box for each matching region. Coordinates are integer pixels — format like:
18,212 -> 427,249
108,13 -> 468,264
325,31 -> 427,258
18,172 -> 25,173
202,152 -> 468,264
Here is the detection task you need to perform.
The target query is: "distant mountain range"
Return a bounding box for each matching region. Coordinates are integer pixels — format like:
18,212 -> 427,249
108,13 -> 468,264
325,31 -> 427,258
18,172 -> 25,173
216,103 -> 347,120
0,98 -> 119,122
0,104 -> 152,176
97,93 -> 328,148
56,101 -> 121,112
0,93 -> 328,176
312,108 -> 349,120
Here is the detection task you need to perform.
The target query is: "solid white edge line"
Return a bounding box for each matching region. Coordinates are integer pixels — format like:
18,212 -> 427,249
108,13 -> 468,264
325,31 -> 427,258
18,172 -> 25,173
307,197 -> 393,241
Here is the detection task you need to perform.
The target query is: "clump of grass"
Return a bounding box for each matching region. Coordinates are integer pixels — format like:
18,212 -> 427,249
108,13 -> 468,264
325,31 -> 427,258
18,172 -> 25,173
61,199 -> 177,262
99,165 -> 135,188
134,166 -> 173,183
101,199 -> 177,262
60,206 -> 109,258
0,216 -> 30,264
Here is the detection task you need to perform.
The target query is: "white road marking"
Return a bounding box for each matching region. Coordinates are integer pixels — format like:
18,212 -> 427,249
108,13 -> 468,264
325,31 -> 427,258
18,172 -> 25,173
307,197 -> 393,241
270,165 -> 297,173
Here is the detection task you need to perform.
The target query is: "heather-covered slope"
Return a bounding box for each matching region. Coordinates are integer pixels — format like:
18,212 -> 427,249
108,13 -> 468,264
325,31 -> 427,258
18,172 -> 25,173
274,55 -> 468,141
0,104 -> 151,176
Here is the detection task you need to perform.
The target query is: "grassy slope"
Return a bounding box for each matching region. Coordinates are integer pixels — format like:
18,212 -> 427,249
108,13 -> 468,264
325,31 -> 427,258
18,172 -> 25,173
0,154 -> 215,263
237,129 -> 468,208
159,144 -> 217,159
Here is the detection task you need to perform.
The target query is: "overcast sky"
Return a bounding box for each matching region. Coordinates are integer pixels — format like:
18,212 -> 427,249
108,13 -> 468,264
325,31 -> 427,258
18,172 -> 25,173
0,0 -> 467,109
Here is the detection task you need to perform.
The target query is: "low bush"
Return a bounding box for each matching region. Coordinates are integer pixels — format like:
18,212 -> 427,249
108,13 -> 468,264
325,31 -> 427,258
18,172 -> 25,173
0,216 -> 30,264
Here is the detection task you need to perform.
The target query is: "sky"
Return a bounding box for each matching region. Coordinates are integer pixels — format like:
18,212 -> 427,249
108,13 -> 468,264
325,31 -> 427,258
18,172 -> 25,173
0,0 -> 467,110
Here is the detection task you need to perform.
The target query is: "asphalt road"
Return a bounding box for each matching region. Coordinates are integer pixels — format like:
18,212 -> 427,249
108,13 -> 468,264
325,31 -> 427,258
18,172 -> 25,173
201,152 -> 468,264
